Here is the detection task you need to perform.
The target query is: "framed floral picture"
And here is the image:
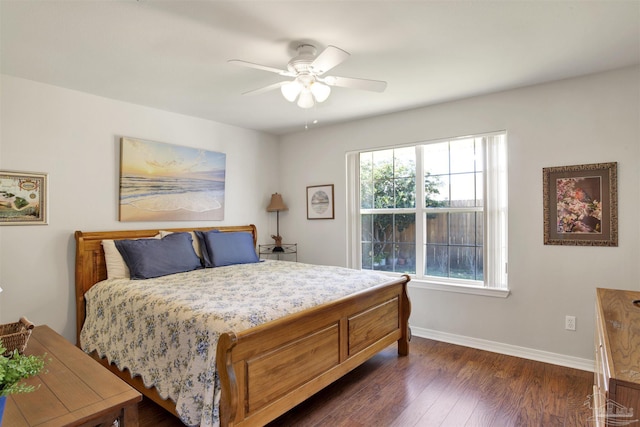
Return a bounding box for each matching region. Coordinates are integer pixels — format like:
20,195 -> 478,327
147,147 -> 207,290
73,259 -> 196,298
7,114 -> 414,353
307,184 -> 334,220
0,170 -> 48,225
543,162 -> 617,246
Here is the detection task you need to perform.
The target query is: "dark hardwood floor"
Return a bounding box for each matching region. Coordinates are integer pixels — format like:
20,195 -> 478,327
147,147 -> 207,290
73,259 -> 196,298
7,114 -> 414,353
138,337 -> 594,427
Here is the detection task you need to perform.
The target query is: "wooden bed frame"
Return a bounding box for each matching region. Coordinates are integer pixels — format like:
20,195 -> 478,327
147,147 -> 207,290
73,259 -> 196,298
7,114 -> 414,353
75,225 -> 411,427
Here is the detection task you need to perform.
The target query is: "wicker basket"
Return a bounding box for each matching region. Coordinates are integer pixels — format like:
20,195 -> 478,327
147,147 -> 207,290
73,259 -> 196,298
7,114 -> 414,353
0,317 -> 34,356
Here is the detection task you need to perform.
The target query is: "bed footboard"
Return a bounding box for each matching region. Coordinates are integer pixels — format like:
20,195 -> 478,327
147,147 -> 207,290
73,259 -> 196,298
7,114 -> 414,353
216,275 -> 411,427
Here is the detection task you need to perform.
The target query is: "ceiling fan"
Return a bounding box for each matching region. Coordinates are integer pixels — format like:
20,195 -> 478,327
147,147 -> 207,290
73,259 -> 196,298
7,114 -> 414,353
229,44 -> 387,109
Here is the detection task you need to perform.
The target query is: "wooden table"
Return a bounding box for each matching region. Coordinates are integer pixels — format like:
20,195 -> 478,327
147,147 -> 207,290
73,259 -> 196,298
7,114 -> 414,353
4,325 -> 141,427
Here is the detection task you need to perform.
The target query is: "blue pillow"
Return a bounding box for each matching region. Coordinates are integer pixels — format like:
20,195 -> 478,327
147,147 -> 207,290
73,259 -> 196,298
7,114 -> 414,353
195,231 -> 259,267
115,232 -> 202,279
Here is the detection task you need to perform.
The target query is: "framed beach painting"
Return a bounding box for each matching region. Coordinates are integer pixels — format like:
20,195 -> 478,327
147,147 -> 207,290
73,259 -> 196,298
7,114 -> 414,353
543,162 -> 617,246
307,184 -> 334,220
0,170 -> 48,225
119,137 -> 226,221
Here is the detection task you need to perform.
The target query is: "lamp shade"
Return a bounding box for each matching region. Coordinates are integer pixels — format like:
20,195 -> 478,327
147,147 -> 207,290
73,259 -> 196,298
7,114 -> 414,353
281,80 -> 302,102
297,89 -> 315,109
266,193 -> 288,212
310,82 -> 331,102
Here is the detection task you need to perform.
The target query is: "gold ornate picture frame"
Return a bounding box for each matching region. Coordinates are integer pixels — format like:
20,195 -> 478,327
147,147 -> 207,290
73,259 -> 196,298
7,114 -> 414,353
543,162 -> 617,246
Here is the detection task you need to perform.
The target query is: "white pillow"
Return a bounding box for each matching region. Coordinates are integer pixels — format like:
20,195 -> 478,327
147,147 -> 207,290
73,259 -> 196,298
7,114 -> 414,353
102,234 -> 160,279
159,230 -> 202,258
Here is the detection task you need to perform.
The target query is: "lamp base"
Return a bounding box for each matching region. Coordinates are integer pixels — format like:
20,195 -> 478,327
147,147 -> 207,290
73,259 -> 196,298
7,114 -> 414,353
271,234 -> 283,248
272,246 -> 284,253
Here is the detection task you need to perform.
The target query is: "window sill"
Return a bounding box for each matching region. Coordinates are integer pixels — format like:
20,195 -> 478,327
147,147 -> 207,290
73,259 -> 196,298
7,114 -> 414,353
409,279 -> 510,298
367,271 -> 510,298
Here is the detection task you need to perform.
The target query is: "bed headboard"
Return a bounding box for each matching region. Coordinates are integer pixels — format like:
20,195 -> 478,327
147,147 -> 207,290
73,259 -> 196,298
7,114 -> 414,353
74,224 -> 257,345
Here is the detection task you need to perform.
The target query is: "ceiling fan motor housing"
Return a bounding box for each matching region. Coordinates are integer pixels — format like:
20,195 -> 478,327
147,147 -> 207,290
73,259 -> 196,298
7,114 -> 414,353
287,44 -> 319,75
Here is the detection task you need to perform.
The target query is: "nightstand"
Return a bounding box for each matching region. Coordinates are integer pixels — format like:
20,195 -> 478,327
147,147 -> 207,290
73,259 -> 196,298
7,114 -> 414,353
259,243 -> 297,261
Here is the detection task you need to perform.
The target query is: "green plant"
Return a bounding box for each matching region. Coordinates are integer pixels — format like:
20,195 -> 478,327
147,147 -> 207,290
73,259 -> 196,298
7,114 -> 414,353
361,152 -> 445,264
0,342 -> 46,396
373,252 -> 387,263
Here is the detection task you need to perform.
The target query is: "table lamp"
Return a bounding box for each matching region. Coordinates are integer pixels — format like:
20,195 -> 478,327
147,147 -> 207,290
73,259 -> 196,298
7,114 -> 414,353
266,193 -> 288,252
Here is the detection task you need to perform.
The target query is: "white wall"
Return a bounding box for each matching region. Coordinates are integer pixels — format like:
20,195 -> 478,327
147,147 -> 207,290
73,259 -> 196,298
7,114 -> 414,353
279,66 -> 640,363
0,75 -> 280,342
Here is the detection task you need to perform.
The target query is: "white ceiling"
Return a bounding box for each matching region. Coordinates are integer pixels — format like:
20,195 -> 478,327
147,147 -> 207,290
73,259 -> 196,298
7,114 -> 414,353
1,1 -> 639,135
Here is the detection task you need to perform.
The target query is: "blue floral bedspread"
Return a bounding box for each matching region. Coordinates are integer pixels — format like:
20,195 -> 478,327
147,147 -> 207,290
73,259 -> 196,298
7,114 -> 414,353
80,260 -> 393,427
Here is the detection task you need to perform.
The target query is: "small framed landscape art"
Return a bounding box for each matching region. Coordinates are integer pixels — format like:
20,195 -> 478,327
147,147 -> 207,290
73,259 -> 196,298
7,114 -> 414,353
307,184 -> 334,220
543,162 -> 617,246
0,170 -> 48,225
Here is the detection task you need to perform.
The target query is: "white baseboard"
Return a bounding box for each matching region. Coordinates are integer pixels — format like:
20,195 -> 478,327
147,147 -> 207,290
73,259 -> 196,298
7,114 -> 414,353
412,326 -> 594,372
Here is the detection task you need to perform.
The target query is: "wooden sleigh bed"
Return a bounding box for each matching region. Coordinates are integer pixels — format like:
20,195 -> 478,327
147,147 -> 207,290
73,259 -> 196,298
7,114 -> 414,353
75,225 -> 411,427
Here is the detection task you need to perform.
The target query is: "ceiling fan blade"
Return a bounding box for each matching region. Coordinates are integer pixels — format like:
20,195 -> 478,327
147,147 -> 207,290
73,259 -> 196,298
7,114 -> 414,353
310,45 -> 350,75
228,59 -> 294,77
324,76 -> 387,92
241,80 -> 288,96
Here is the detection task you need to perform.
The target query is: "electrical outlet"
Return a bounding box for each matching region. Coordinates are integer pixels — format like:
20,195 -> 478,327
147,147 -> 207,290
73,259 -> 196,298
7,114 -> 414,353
565,315 -> 576,331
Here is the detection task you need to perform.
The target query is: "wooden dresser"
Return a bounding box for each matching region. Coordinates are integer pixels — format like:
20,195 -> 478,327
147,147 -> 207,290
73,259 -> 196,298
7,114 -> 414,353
594,288 -> 640,426
4,325 -> 141,427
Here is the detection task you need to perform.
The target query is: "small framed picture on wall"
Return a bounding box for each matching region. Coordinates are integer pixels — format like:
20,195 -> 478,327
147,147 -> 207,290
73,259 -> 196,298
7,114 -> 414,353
0,170 -> 48,225
307,184 -> 334,220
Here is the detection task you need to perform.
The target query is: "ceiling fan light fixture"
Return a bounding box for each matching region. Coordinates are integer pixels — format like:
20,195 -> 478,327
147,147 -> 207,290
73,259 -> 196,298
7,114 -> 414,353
231,43 -> 386,110
281,80 -> 302,102
297,89 -> 315,109
310,81 -> 331,103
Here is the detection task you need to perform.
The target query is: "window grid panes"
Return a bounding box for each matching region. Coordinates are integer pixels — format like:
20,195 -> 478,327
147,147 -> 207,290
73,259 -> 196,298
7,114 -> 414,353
358,133 -> 506,289
360,147 -> 417,274
424,211 -> 483,281
422,138 -> 483,281
361,213 -> 416,274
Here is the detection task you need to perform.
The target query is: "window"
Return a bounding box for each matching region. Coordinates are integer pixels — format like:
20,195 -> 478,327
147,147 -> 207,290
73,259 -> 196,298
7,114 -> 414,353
348,132 -> 508,292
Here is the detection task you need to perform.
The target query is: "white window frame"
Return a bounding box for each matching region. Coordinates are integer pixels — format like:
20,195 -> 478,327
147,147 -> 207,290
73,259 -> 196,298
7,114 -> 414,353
346,131 -> 509,298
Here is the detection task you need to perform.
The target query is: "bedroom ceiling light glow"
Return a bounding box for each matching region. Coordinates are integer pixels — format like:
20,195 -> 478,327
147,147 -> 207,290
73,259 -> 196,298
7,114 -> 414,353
280,76 -> 331,108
